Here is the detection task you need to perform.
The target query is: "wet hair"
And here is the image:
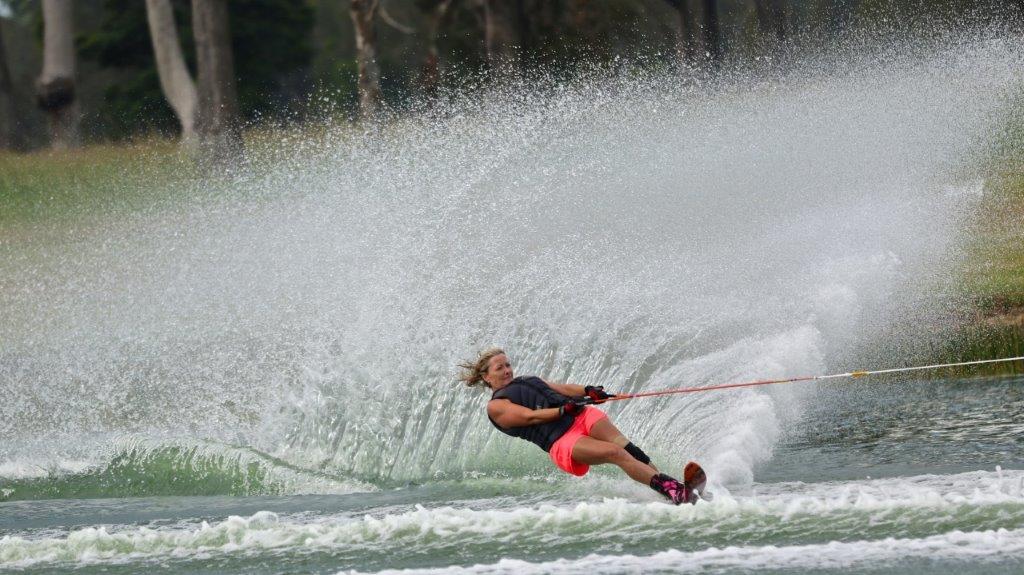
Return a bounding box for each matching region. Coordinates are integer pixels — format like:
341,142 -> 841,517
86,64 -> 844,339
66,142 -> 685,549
458,347 -> 506,388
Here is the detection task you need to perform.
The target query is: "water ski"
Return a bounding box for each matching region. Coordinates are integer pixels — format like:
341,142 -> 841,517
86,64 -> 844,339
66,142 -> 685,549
683,461 -> 713,502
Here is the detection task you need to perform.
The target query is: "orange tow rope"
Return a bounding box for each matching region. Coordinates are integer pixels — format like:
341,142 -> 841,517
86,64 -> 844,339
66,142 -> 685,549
603,356 -> 1024,402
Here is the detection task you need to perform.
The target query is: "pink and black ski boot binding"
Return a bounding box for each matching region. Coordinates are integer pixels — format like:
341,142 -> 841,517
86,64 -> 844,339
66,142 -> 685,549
649,473 -> 694,505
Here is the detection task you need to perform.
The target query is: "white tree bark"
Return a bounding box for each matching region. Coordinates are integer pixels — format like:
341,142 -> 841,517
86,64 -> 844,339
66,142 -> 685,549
145,0 -> 197,143
36,0 -> 80,150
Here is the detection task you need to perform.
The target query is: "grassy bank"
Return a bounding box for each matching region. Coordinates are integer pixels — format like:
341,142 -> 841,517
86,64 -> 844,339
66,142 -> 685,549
966,172 -> 1024,312
925,167 -> 1024,378
0,139 -> 196,228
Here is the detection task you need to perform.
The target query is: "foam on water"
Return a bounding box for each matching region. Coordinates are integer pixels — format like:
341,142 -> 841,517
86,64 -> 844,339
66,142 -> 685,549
2,470 -> 1021,570
341,528 -> 1024,575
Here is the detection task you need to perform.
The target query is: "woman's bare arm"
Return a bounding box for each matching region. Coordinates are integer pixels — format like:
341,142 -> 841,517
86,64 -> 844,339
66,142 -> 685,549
487,399 -> 563,428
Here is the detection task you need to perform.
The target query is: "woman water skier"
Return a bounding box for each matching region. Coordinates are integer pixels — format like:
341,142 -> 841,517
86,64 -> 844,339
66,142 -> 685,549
459,348 -> 696,504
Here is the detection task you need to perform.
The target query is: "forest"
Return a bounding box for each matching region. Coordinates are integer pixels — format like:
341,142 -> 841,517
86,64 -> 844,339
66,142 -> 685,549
1,0 -> 1022,155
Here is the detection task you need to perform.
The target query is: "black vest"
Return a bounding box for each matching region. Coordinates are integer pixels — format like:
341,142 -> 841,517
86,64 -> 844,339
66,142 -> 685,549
488,376 -> 575,452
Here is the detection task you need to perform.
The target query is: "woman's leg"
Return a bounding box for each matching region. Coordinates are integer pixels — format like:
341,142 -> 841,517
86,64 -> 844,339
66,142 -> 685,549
571,434 -> 693,505
570,436 -> 657,484
587,417 -> 629,446
588,417 -> 659,471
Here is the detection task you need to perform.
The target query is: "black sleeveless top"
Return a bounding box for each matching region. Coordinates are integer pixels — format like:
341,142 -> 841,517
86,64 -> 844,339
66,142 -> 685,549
488,376 -> 576,452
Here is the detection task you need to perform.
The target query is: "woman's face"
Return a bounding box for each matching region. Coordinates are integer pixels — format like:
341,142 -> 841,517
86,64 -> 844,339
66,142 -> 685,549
482,354 -> 514,390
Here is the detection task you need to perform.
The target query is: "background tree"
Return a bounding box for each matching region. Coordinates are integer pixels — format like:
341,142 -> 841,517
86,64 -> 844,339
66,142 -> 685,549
191,0 -> 241,156
700,0 -> 720,62
6,0 -> 1022,149
663,0 -> 698,64
475,0 -> 521,74
350,0 -> 383,117
754,0 -> 787,43
145,0 -> 197,143
36,0 -> 79,150
0,20 -> 18,149
82,0 -> 312,141
416,0 -> 453,98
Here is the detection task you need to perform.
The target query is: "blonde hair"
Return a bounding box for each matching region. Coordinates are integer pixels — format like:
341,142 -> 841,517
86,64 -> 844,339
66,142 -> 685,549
458,347 -> 506,388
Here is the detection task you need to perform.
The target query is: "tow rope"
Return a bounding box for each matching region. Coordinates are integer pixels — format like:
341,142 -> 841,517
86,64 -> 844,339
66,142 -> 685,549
602,355 -> 1024,402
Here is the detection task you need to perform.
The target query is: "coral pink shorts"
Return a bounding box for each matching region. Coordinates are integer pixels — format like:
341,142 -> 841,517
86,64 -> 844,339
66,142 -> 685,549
548,406 -> 608,476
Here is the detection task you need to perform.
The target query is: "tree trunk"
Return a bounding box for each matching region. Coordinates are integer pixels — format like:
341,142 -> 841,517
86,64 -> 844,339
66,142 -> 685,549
477,0 -> 520,75
146,0 -> 198,144
350,0 -> 382,118
678,1 -> 698,64
515,0 -> 532,61
0,22 -> 19,150
191,0 -> 242,157
700,0 -> 720,63
663,0 -> 698,66
36,0 -> 80,150
754,0 -> 786,42
419,0 -> 453,99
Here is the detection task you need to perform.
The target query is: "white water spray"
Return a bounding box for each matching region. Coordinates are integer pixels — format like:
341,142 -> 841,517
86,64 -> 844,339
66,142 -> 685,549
1,31 -> 1021,492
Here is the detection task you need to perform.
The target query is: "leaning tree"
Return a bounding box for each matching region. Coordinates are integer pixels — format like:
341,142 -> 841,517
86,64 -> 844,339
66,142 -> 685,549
146,0 -> 198,144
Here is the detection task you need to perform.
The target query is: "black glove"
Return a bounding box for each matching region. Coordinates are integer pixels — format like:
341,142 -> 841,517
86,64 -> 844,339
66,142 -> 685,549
584,385 -> 616,404
559,399 -> 588,417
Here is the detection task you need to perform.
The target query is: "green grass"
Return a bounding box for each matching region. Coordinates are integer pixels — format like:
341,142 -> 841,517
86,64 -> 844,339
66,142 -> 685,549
937,168 -> 1024,376
0,138 -> 193,229
0,125 -> 357,235
964,172 -> 1024,311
